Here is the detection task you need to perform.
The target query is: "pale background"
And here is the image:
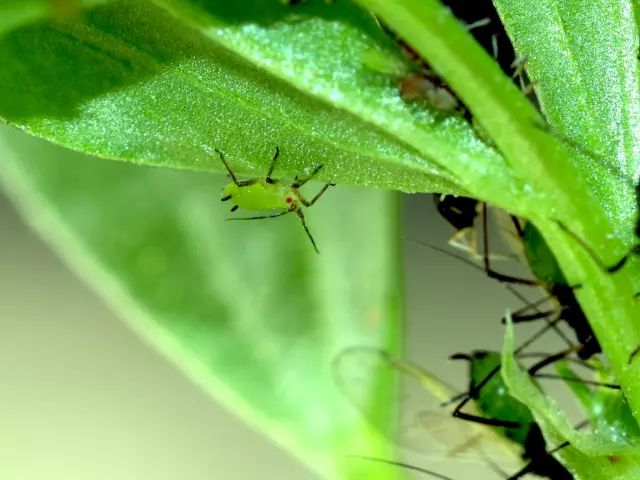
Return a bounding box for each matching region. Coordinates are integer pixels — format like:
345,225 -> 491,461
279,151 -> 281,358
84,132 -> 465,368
1,190 -> 574,479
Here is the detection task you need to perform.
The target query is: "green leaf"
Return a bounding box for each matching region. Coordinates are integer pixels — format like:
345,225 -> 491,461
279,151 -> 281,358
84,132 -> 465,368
492,0 -> 640,244
0,0 -> 535,197
0,123 -> 404,479
556,359 -> 640,445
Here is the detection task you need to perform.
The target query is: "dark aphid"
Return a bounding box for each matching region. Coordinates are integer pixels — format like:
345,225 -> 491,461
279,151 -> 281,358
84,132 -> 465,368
473,209 -> 601,365
433,194 -> 480,232
333,347 -> 580,479
429,197 -> 598,364
450,351 -> 572,480
215,146 -> 334,254
518,222 -> 601,365
333,347 -> 525,474
432,193 -> 482,255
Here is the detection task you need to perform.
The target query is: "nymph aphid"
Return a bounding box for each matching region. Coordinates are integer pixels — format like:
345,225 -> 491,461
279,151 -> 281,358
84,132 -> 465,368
215,146 -> 333,254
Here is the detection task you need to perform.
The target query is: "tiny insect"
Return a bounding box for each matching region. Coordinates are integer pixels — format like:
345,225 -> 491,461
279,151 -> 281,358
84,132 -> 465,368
449,350 -> 573,480
333,347 -> 581,479
216,146 -> 333,254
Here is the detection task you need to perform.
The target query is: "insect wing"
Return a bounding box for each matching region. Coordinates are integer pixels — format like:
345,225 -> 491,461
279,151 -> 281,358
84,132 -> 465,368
333,347 -> 523,469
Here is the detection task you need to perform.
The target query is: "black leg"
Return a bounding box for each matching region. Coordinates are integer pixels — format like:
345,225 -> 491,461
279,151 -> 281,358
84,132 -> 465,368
533,373 -> 619,390
230,205 -> 239,213
265,146 -> 280,183
227,210 -> 290,221
221,195 -> 232,202
527,347 -> 576,375
295,209 -> 319,254
482,204 -> 539,286
214,148 -> 239,185
628,345 -> 640,364
292,164 -> 323,188
295,182 -> 333,207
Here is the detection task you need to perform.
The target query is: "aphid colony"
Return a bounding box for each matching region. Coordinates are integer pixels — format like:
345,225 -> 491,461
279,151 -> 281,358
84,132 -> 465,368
335,195 -> 637,480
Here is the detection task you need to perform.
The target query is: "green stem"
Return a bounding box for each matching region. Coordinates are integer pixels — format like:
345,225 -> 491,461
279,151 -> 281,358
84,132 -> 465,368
355,0 -> 640,442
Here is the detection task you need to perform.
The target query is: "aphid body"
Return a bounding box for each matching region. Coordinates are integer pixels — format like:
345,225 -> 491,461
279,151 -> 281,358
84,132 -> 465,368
521,223 -> 600,361
222,180 -> 296,211
216,146 -> 333,253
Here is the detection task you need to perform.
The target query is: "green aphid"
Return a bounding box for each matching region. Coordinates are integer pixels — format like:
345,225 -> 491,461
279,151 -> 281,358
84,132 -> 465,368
456,351 -> 536,446
454,350 -> 572,479
216,147 -> 334,253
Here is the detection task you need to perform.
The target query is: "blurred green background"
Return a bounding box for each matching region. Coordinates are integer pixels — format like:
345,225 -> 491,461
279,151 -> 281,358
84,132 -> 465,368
1,171 -> 572,479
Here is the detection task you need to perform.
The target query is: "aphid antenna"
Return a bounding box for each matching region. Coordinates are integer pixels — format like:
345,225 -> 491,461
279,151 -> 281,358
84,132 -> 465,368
408,238 -> 573,348
348,455 -> 455,480
214,148 -> 239,185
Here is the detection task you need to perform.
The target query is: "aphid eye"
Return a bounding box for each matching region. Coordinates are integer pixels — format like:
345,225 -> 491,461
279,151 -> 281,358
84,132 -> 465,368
286,197 -> 293,203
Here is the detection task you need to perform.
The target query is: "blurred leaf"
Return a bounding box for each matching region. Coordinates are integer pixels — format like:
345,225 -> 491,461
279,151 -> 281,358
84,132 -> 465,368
0,124 -> 404,479
0,0 -> 532,197
0,0 -> 107,35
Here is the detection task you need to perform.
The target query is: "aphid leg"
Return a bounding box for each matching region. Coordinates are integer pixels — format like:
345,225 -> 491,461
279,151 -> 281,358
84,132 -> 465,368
221,195 -> 232,202
503,294 -> 557,324
481,204 -> 539,286
628,345 -> 640,364
447,357 -> 521,429
533,373 -> 619,390
295,208 -> 320,254
527,347 -> 577,375
555,220 -> 637,273
292,164 -> 323,188
295,182 -> 334,207
230,205 -> 239,213
214,148 -> 239,185
265,146 -> 280,184
227,211 -> 291,221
